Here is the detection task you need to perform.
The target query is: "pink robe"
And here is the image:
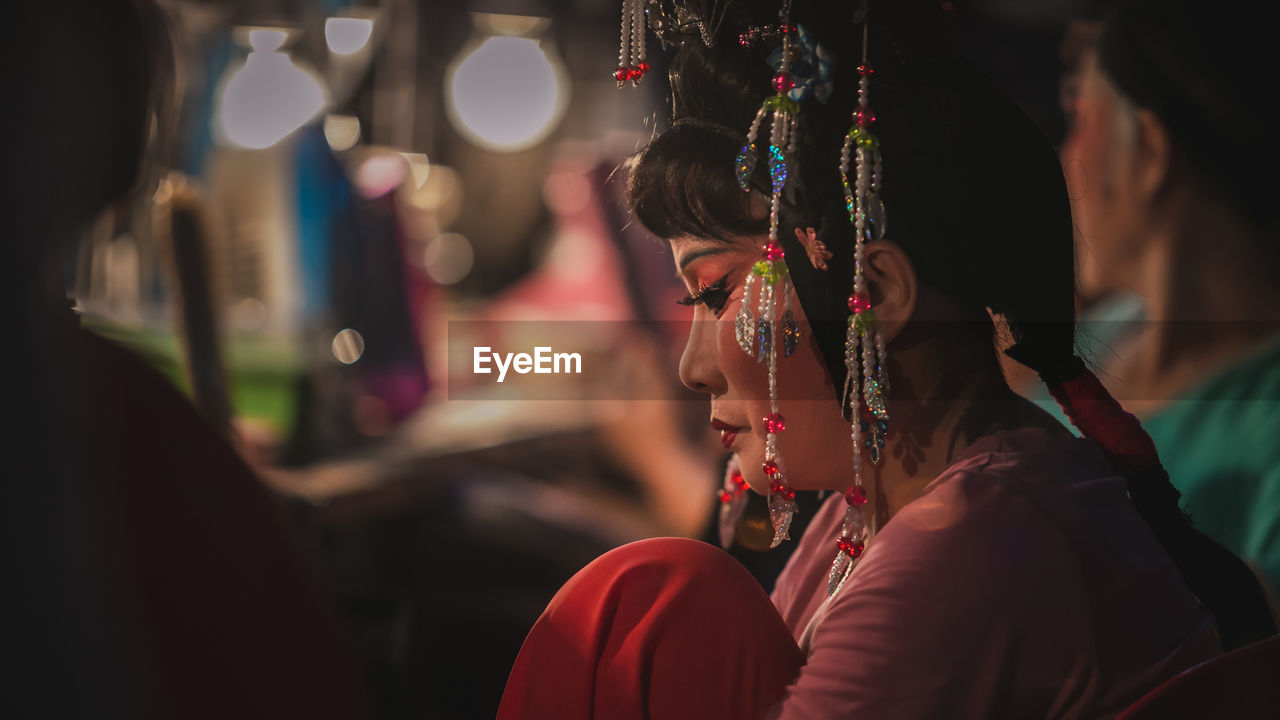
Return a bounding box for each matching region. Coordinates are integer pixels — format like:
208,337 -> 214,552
768,427 -> 1220,718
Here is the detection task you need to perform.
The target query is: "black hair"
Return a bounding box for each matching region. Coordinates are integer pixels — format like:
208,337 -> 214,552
629,0 -> 1276,649
629,0 -> 1075,412
1098,0 -> 1277,237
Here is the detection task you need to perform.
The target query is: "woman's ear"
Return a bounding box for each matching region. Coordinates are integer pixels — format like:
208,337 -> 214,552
862,240 -> 917,344
1131,108 -> 1172,204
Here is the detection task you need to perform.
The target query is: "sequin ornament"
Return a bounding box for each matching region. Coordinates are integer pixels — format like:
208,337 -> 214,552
830,20 -> 891,596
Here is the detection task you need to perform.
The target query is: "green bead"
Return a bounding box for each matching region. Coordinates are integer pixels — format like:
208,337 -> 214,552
847,126 -> 866,140
766,95 -> 799,115
853,309 -> 879,333
855,133 -> 879,150
753,261 -> 770,277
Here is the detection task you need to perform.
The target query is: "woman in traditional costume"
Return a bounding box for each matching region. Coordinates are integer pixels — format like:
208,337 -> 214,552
498,1 -> 1275,717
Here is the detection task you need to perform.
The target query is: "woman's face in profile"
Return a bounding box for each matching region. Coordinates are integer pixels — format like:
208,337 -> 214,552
670,233 -> 854,495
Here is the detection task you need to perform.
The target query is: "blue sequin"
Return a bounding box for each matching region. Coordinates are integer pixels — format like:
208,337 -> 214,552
735,143 -> 757,192
768,144 -> 787,196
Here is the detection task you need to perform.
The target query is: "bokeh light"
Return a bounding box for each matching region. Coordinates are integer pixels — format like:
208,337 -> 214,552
422,232 -> 474,285
324,114 -> 361,151
331,328 -> 365,364
325,17 -> 374,56
217,29 -> 328,149
445,35 -> 568,152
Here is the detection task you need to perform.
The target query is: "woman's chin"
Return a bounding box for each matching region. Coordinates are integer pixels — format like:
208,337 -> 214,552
734,457 -> 771,495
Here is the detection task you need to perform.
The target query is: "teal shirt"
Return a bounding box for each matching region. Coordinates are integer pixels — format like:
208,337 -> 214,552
1032,294 -> 1280,599
1143,333 -> 1280,600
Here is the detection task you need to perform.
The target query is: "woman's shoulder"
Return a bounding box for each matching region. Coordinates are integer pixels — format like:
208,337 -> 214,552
877,427 -> 1125,563
791,427 -> 1216,717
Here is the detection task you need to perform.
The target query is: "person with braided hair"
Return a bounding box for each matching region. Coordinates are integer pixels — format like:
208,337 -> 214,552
498,1 -> 1272,717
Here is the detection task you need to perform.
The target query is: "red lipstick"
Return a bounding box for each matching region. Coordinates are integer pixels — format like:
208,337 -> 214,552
711,419 -> 743,450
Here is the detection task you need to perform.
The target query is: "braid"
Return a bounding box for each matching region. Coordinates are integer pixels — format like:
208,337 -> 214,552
1006,343 -> 1278,650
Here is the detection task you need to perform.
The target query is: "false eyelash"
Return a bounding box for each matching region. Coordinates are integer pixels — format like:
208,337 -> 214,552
677,273 -> 732,313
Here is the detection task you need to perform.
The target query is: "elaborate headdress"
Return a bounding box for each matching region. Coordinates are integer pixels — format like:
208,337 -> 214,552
620,1 -> 890,574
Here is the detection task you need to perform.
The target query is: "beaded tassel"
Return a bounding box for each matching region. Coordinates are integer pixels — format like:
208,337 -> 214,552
615,0 -> 651,86
717,458 -> 751,549
734,1 -> 801,547
830,22 -> 889,596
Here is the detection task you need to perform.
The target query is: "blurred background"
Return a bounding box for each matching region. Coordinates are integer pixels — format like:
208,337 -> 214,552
53,0 -> 1112,717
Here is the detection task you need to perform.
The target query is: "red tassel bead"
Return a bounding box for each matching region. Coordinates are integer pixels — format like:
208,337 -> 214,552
770,480 -> 794,500
762,459 -> 780,477
764,413 -> 786,434
763,242 -> 785,261
847,293 -> 871,313
836,537 -> 865,557
731,472 -> 748,490
857,64 -> 875,77
773,72 -> 795,95
853,107 -> 876,127
636,61 -> 650,76
718,489 -> 734,504
846,485 -> 868,506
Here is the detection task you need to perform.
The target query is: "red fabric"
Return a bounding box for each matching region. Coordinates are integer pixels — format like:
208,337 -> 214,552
1047,369 -> 1160,475
497,538 -> 804,720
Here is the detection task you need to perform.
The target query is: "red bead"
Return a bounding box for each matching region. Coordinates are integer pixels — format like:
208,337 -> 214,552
764,412 -> 786,434
614,67 -> 629,82
762,459 -> 780,477
770,480 -> 794,500
637,61 -> 651,75
763,242 -> 784,260
846,485 -> 868,506
854,107 -> 876,127
835,537 -> 865,557
732,472 -> 748,490
773,72 -> 795,94
857,64 -> 875,77
718,489 -> 734,504
847,293 -> 871,313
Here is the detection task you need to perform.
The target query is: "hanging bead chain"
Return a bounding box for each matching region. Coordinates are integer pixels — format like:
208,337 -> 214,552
830,21 -> 890,596
729,0 -> 802,547
616,0 -> 651,86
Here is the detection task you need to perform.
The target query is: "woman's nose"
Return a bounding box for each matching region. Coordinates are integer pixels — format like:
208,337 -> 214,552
678,316 -> 726,396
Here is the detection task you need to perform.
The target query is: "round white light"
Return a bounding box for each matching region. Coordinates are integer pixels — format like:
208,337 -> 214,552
445,36 -> 568,152
325,17 -> 374,56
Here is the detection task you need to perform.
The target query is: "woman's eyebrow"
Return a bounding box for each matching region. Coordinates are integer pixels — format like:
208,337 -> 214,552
677,246 -> 730,272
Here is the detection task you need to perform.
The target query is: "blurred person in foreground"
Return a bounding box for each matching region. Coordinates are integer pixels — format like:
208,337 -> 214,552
3,1 -> 366,717
1059,0 -> 1280,599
